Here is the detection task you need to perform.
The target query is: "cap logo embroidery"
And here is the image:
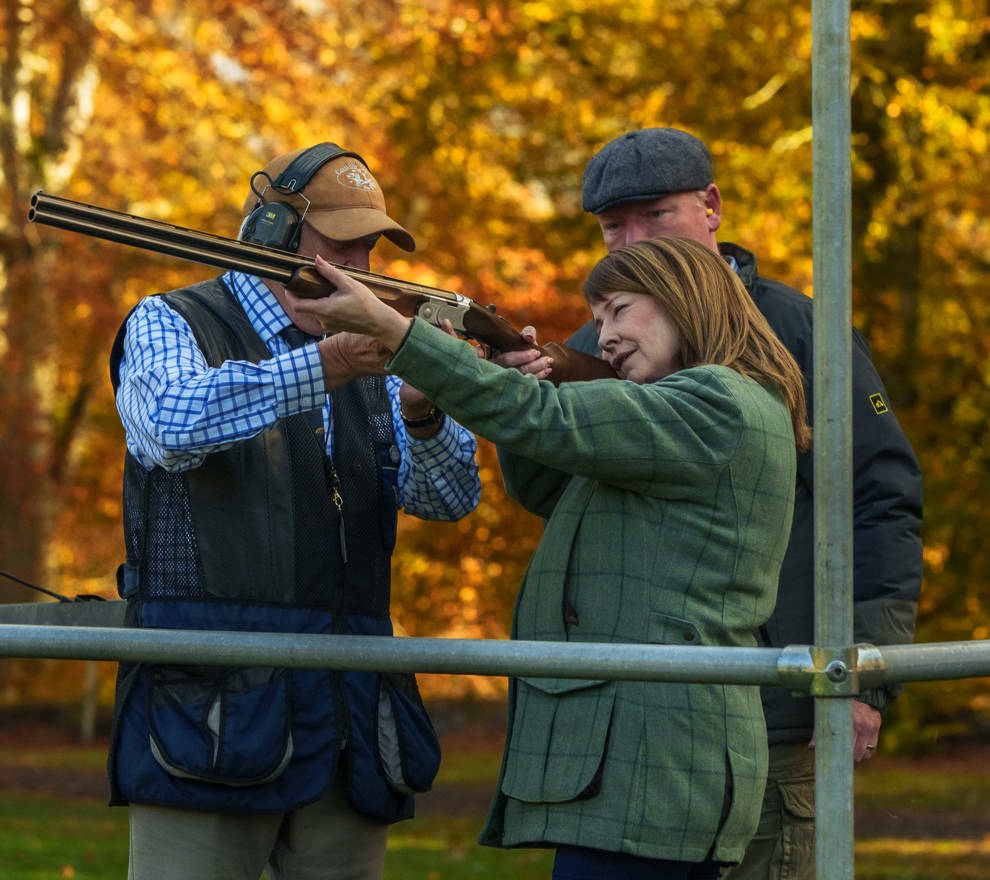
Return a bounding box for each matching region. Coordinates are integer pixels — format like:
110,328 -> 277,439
336,162 -> 378,193
869,393 -> 889,415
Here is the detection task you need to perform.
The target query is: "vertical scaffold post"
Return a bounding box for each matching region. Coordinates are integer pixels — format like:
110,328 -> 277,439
812,0 -> 855,878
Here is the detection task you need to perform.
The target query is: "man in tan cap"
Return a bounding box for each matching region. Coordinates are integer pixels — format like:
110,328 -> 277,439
106,142 -> 481,880
239,143 -> 416,254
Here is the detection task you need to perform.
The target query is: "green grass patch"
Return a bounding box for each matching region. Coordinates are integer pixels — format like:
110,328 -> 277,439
432,748 -> 501,786
0,794 -> 551,880
2,743 -> 990,879
5,745 -> 109,773
855,765 -> 990,813
0,793 -> 129,880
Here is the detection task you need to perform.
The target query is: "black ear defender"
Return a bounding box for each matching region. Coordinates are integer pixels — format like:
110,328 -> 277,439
239,142 -> 368,252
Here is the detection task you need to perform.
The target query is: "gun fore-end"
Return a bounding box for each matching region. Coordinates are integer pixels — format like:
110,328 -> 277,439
540,343 -> 618,385
285,266 -> 337,298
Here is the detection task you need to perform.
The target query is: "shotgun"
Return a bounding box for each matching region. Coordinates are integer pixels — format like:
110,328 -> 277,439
28,191 -> 616,385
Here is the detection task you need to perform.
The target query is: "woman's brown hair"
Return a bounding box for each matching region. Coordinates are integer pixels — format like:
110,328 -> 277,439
584,237 -> 811,452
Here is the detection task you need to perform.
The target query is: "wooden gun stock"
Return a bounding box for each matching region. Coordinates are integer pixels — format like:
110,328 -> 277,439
27,191 -> 617,385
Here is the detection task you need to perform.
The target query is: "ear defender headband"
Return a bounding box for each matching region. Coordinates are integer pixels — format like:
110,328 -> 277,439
240,142 -> 368,252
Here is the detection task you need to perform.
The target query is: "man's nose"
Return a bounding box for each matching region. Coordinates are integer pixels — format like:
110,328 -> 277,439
331,242 -> 372,269
624,219 -> 650,245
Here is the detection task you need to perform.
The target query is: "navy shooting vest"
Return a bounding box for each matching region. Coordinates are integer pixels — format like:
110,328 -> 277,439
106,277 -> 439,820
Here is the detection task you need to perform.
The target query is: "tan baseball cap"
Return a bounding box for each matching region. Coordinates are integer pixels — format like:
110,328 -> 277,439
242,146 -> 416,252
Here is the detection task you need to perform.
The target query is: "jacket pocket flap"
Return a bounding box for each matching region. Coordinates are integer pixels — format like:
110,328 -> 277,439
501,678 -> 615,803
516,676 -> 609,695
778,775 -> 816,819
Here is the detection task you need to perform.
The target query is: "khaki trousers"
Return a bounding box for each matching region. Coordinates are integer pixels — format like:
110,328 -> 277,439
719,742 -> 815,880
127,776 -> 388,880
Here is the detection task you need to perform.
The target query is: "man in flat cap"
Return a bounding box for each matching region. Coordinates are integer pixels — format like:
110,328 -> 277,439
511,127 -> 922,880
106,142 -> 481,880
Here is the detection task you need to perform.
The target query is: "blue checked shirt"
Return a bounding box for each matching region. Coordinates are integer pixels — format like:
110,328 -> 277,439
115,271 -> 480,521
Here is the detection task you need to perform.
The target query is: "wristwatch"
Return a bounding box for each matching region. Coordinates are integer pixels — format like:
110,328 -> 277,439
400,405 -> 445,429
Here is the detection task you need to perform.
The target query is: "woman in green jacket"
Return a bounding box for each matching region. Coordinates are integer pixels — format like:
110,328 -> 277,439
293,237 -> 811,880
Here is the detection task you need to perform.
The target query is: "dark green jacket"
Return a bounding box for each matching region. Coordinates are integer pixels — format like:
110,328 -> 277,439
567,243 -> 923,742
387,319 -> 796,862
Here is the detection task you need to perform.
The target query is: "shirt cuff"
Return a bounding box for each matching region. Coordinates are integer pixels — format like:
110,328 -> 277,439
272,345 -> 326,418
404,409 -> 465,461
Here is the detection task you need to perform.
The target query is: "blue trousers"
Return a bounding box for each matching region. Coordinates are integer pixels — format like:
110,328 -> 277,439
553,845 -> 721,880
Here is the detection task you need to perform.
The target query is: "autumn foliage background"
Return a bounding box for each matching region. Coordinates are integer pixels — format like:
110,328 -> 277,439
1,0 -> 988,750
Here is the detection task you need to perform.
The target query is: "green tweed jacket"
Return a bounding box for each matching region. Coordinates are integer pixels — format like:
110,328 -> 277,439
387,319 -> 796,864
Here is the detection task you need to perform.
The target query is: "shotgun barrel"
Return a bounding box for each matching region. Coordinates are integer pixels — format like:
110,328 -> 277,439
28,191 -> 616,383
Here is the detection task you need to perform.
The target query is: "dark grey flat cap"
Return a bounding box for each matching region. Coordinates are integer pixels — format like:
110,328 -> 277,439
582,128 -> 714,214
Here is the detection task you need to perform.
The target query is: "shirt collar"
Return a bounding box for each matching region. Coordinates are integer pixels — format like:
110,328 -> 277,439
223,271 -> 294,345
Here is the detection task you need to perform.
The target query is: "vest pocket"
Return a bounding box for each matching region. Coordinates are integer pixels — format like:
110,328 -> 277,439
376,672 -> 441,794
148,665 -> 293,787
500,677 -> 616,803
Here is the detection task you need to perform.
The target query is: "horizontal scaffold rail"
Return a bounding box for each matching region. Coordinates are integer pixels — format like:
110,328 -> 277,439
0,621 -> 785,685
1,605 -> 989,692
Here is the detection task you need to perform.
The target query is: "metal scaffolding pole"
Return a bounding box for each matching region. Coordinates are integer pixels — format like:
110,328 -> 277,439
0,623 -> 784,682
0,601 -> 990,702
4,619 -> 990,688
812,0 -> 855,878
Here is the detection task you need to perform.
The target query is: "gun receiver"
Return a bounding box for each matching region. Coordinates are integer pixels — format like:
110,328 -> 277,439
28,191 -> 616,385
